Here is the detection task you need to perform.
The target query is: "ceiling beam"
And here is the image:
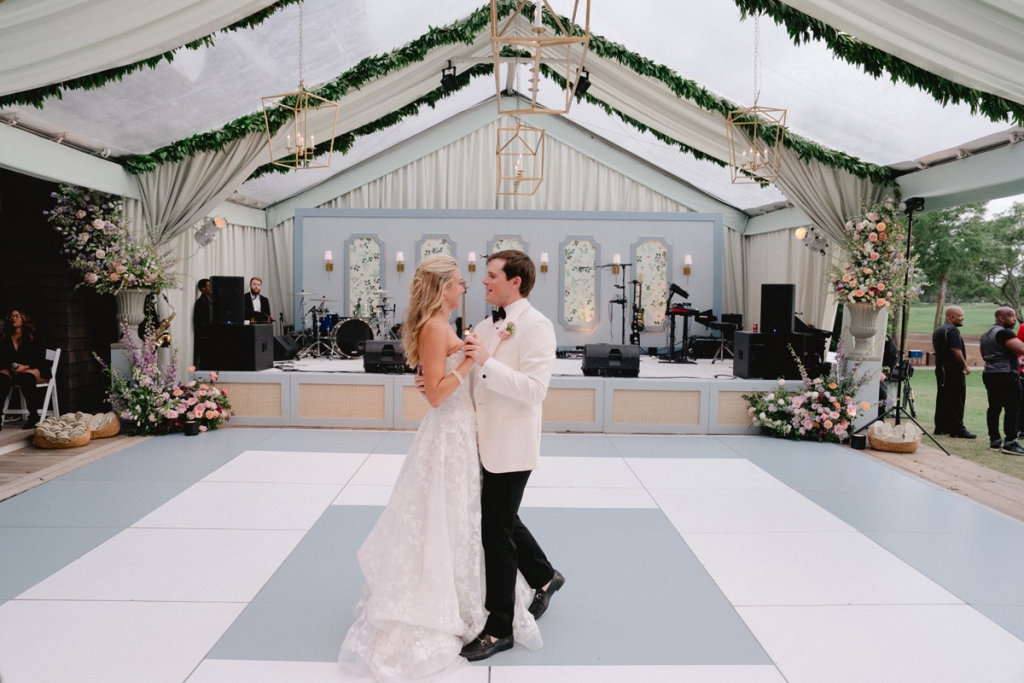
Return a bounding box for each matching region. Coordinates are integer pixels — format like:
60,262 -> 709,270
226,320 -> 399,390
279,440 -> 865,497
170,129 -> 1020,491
897,141 -> 1024,212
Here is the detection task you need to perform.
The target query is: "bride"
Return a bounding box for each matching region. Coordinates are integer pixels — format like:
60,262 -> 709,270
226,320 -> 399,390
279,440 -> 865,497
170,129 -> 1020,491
339,255 -> 540,682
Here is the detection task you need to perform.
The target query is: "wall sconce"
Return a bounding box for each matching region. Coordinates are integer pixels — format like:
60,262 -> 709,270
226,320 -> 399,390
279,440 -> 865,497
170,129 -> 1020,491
612,253 -> 621,275
683,254 -> 692,278
540,252 -> 549,280
467,252 -> 477,279
325,250 -> 333,279
396,251 -> 405,277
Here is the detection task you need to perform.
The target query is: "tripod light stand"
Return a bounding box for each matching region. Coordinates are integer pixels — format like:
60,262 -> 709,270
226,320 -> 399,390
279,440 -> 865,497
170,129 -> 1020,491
856,197 -> 949,455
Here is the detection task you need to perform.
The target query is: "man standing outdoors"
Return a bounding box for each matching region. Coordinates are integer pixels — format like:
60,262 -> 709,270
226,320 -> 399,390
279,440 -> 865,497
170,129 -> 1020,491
980,307 -> 1024,454
932,306 -> 975,439
244,277 -> 275,324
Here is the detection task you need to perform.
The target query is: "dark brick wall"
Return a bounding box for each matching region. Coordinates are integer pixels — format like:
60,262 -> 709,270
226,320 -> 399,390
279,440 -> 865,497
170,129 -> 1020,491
0,168 -> 117,413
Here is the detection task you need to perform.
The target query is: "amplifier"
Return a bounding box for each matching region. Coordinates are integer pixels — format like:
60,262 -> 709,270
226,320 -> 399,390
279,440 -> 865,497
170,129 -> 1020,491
361,340 -> 413,374
198,323 -> 273,371
581,344 -> 640,378
687,335 -> 720,360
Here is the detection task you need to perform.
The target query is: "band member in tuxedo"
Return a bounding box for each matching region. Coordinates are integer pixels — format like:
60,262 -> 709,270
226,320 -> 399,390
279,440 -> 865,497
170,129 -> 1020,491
243,277 -> 275,324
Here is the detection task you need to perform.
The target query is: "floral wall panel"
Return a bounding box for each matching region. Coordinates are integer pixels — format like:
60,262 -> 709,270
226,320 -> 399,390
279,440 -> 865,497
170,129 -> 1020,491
346,235 -> 383,317
560,237 -> 599,329
488,235 -> 528,254
416,235 -> 455,263
633,238 -> 670,328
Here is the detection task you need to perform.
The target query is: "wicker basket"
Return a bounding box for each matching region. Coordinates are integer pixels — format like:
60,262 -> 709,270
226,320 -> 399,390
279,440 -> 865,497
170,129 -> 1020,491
35,431 -> 91,449
90,418 -> 120,439
868,433 -> 921,453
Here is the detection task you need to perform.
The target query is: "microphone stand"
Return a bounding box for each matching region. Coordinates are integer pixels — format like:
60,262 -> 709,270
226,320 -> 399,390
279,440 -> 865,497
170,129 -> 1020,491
580,262 -> 633,345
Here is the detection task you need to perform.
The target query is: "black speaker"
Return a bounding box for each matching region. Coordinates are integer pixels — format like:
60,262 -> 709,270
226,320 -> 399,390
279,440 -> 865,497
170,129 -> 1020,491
211,276 -> 245,325
687,335 -> 720,359
733,331 -> 827,380
362,340 -> 412,374
197,323 -> 273,371
273,334 -> 300,361
760,284 -> 795,334
722,313 -> 743,330
581,344 -> 640,377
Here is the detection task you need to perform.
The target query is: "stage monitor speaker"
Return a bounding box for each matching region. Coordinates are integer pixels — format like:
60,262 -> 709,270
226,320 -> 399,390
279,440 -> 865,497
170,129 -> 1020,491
361,340 -> 413,374
273,334 -> 300,361
581,344 -> 640,378
212,276 -> 245,325
687,336 -> 720,360
733,331 -> 827,380
197,323 -> 273,371
760,284 -> 795,334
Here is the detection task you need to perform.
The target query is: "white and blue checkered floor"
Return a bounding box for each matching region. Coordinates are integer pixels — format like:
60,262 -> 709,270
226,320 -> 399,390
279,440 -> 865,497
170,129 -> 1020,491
2,429 -> 1024,682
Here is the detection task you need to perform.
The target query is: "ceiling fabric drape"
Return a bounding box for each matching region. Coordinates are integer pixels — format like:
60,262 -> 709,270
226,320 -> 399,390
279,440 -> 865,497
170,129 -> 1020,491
781,0 -> 1024,107
0,0 -> 276,98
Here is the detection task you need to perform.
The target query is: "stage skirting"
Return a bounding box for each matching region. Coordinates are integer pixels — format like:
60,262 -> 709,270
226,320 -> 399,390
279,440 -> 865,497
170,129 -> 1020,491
214,366 -> 800,435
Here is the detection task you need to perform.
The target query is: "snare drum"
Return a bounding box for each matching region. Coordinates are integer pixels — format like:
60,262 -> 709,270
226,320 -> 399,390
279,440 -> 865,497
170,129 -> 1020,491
333,318 -> 374,358
319,313 -> 340,335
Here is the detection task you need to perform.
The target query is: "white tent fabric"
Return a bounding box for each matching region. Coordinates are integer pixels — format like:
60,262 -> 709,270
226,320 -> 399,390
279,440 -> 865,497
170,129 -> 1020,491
0,0 -> 276,98
744,230 -> 837,333
784,0 -> 1024,107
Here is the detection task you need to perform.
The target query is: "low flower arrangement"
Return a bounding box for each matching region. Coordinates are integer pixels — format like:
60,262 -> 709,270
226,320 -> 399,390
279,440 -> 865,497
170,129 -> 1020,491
46,184 -> 178,294
743,342 -> 874,443
827,198 -> 916,309
96,324 -> 231,435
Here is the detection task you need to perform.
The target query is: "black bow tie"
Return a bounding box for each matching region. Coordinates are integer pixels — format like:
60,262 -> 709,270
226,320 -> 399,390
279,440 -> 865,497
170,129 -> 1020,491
492,307 -> 507,323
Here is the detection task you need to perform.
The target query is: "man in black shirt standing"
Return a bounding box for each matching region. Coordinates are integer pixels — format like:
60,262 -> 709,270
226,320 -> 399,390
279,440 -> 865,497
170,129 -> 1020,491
932,306 -> 975,438
980,307 -> 1024,454
193,278 -> 212,367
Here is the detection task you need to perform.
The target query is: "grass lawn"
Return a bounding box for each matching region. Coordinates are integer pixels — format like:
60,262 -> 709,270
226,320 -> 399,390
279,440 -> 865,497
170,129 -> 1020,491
907,303 -> 998,336
897,368 -> 1024,480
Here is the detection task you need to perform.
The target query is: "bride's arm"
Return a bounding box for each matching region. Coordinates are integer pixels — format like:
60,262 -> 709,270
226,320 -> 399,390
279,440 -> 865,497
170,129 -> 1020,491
420,318 -> 474,408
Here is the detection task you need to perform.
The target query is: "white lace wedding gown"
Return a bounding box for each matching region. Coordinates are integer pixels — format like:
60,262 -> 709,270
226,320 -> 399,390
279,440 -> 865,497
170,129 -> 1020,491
339,349 -> 542,682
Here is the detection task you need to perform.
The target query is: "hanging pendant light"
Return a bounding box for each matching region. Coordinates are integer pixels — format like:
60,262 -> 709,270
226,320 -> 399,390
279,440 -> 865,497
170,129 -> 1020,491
496,117 -> 545,195
490,0 -> 591,115
261,4 -> 339,170
726,13 -> 786,184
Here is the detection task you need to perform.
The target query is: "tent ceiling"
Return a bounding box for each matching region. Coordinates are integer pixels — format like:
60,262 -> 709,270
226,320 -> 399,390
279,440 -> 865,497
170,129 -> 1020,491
0,0 -> 1018,215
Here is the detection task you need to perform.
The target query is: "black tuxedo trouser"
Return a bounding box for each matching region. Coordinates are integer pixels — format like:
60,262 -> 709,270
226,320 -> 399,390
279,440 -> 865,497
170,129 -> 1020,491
934,364 -> 967,435
481,467 -> 554,639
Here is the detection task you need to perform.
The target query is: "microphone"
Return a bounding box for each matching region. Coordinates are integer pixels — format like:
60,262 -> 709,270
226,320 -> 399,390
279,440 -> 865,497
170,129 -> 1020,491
669,283 -> 689,299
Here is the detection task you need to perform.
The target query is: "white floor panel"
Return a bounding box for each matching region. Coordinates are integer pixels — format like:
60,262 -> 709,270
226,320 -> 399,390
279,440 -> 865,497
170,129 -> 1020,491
348,453 -> 407,486
332,485 -> 394,506
651,487 -> 854,533
490,665 -> 787,682
132,482 -> 342,530
18,528 -> 305,602
520,487 -> 657,508
626,458 -> 787,489
203,450 -> 369,485
527,456 -> 644,488
0,600 -> 245,683
737,605 -> 1024,683
682,532 -> 962,606
186,659 -> 489,682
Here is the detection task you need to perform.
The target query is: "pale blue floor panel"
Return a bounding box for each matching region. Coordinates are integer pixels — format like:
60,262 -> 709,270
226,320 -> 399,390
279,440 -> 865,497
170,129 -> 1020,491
254,430 -> 386,454
540,434 -> 619,458
974,605 -> 1024,642
0,480 -> 191,528
372,431 -> 417,454
0,526 -> 121,600
609,435 -> 742,459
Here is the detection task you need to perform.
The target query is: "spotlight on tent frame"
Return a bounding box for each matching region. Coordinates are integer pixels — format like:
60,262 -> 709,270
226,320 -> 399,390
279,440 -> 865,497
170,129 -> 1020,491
441,61 -> 459,93
899,197 -> 925,214
575,68 -> 591,97
194,216 -> 226,247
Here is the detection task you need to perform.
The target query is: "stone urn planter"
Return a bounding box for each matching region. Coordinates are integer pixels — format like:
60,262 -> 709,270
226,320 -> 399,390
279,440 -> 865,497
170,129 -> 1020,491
114,288 -> 150,344
846,302 -> 882,359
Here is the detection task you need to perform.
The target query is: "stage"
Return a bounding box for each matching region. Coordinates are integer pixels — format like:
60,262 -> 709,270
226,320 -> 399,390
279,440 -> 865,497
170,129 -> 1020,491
213,357 -> 801,434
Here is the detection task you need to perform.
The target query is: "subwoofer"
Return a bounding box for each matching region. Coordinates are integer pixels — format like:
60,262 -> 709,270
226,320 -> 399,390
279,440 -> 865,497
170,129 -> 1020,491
273,334 -> 300,361
581,344 -> 640,378
211,276 -> 245,325
760,284 -> 795,334
361,340 -> 412,374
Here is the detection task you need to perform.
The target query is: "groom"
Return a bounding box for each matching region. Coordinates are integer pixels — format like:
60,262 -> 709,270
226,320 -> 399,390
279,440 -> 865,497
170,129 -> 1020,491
459,250 -> 565,661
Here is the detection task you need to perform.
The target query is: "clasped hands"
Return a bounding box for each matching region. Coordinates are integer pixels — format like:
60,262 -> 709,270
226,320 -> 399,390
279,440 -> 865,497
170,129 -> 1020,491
413,333 -> 490,397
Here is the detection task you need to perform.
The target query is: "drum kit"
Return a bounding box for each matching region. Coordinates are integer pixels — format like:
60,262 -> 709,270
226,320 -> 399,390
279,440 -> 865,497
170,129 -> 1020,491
291,290 -> 400,359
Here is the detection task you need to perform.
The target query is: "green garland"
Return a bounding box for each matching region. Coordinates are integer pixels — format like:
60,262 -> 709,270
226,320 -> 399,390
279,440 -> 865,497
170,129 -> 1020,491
0,0 -> 305,110
732,0 -> 1024,125
124,0 -> 892,186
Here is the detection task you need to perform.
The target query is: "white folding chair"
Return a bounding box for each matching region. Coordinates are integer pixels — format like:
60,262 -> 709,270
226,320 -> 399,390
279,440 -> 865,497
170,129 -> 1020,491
2,348 -> 60,423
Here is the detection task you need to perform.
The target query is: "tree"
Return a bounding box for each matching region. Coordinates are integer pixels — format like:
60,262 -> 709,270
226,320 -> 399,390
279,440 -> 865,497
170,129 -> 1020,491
911,203 -> 992,329
986,203 -> 1024,320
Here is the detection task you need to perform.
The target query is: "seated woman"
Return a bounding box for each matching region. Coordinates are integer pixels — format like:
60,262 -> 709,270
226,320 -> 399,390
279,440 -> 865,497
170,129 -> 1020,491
0,309 -> 51,430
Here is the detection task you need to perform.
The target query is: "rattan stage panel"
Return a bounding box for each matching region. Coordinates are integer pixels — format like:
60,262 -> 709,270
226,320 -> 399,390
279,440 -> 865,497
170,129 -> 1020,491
299,384 -> 386,420
717,390 -> 756,426
542,387 -> 597,424
402,385 -> 430,422
216,382 -> 282,418
612,389 -> 701,425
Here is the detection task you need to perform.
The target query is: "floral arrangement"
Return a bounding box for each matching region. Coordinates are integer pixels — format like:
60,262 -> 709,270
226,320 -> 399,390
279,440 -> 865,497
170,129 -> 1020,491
827,198 -> 916,309
743,341 -> 874,443
46,184 -> 178,295
498,321 -> 516,341
96,324 -> 230,435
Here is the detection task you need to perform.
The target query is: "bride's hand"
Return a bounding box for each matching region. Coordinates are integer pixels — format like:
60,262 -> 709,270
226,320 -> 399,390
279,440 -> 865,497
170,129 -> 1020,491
414,366 -> 427,397
464,335 -> 490,367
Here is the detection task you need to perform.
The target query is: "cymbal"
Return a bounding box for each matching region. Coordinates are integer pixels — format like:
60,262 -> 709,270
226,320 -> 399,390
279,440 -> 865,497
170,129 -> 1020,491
314,297 -> 340,302
289,291 -> 313,296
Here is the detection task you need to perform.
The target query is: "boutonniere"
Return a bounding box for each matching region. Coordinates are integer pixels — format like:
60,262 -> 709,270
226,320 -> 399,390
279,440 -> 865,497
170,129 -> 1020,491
497,321 -> 516,341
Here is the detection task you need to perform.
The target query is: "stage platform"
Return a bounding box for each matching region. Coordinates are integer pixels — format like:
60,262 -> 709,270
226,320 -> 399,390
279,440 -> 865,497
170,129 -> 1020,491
213,358 -> 799,434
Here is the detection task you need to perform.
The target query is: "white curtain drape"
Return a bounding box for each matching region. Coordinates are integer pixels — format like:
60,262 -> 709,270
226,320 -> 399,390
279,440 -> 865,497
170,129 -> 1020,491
0,0 -> 276,98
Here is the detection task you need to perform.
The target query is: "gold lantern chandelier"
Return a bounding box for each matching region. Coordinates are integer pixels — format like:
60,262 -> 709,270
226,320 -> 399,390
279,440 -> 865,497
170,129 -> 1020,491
726,13 -> 786,184
496,118 -> 545,195
490,0 -> 591,115
261,4 -> 339,170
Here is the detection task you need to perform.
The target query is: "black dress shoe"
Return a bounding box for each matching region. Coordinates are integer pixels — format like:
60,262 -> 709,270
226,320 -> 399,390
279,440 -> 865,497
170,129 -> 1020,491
460,633 -> 513,661
22,418 -> 39,430
949,431 -> 977,439
528,570 -> 565,620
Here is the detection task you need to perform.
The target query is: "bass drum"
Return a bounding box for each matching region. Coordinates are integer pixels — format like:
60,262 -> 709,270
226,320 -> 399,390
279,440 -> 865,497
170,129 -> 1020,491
333,318 -> 375,358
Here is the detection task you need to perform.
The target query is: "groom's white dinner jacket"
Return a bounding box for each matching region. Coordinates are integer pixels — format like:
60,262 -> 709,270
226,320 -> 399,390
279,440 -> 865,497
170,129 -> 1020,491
470,297 -> 557,474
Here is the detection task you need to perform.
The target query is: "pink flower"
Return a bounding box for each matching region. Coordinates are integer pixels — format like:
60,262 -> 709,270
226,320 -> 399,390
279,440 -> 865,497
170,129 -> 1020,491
205,410 -> 217,419
84,272 -> 98,284
167,410 -> 178,419
497,329 -> 510,341
78,232 -> 90,242
209,371 -> 219,381
173,389 -> 183,397
868,232 -> 878,242
199,425 -> 207,432
866,212 -> 879,221
76,210 -> 87,219
92,219 -> 104,229
870,252 -> 880,261
187,366 -> 195,373
876,298 -> 888,307
95,249 -> 106,258
187,397 -> 197,406
109,272 -> 120,281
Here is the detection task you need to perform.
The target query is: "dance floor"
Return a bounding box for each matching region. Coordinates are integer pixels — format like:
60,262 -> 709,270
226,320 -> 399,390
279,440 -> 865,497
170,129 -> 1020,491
1,428 -> 1023,682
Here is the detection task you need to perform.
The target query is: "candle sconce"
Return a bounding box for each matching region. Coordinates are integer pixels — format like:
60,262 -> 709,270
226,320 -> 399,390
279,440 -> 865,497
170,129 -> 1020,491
325,251 -> 334,280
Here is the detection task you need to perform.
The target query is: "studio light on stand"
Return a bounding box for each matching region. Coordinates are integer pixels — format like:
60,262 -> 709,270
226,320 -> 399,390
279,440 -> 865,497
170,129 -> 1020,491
325,250 -> 333,280
194,216 -> 226,248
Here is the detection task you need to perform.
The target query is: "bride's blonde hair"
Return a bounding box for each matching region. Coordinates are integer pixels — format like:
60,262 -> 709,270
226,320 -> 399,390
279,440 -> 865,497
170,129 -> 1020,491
402,254 -> 458,367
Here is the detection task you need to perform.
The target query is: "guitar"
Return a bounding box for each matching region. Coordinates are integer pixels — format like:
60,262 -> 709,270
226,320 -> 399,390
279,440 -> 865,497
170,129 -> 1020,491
630,273 -> 645,346
455,289 -> 471,338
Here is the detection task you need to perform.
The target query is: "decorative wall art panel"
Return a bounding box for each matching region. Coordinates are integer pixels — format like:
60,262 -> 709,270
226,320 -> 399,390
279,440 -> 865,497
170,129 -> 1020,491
415,234 -> 455,263
488,235 -> 528,254
560,236 -> 599,329
632,237 -> 671,328
345,234 -> 383,317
